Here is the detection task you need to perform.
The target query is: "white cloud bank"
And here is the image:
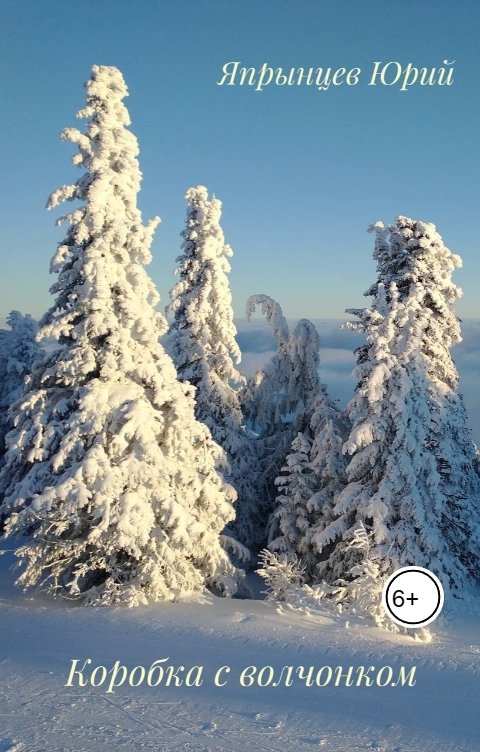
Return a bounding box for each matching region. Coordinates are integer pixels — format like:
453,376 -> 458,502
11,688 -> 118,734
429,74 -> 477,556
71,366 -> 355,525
236,318 -> 480,446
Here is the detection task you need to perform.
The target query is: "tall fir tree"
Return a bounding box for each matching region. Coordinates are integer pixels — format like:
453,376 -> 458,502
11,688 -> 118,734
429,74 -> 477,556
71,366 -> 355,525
0,66 -> 241,605
385,217 -> 480,575
316,219 -> 479,606
166,186 -> 258,553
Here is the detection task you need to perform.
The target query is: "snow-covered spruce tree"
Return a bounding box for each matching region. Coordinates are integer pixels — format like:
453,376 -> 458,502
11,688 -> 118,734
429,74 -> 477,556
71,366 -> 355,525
302,402 -> 348,579
241,295 -> 295,547
244,308 -> 324,479
384,217 -> 480,576
329,522 -> 385,626
316,222 -> 477,608
268,320 -> 348,578
268,432 -> 316,561
243,300 -> 329,547
166,186 -> 257,554
0,311 -> 43,459
242,294 -> 292,438
244,307 -> 348,560
257,548 -> 305,602
264,319 -> 323,552
288,318 -> 323,431
0,65 -> 241,605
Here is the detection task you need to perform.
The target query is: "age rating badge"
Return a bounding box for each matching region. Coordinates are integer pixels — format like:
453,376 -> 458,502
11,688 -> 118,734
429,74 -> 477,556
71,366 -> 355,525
382,566 -> 444,628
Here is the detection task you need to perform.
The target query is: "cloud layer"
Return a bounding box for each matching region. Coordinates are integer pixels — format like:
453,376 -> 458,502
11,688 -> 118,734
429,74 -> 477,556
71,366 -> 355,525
236,318 -> 480,446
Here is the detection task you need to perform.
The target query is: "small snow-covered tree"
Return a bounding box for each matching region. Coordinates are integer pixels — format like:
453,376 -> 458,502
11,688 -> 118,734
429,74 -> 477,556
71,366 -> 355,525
166,186 -> 257,553
0,65 -> 241,605
330,522 -> 386,626
0,311 -> 43,458
269,432 -> 316,562
304,404 -> 348,579
257,548 -> 305,602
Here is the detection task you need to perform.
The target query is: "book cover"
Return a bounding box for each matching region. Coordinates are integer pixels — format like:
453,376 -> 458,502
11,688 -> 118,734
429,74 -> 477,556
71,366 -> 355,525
0,2 -> 478,751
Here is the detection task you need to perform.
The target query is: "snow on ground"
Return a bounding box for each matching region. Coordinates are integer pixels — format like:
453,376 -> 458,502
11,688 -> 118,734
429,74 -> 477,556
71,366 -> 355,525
0,548 -> 478,752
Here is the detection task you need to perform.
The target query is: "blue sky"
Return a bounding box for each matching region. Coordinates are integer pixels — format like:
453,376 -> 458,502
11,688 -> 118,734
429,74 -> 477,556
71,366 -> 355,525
1,0 -> 479,320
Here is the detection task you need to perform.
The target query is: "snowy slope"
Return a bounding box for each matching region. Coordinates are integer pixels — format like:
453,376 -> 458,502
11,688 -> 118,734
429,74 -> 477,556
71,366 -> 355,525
0,549 -> 479,752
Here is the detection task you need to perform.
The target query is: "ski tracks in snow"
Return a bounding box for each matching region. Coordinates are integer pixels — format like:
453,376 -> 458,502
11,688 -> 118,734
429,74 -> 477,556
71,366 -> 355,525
0,591 -> 478,752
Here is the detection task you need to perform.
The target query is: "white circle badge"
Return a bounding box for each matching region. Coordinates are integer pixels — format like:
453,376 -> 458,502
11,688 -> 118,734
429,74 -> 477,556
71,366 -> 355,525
382,566 -> 444,628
